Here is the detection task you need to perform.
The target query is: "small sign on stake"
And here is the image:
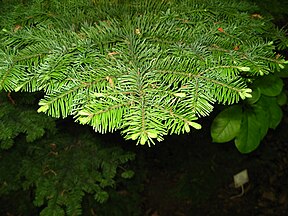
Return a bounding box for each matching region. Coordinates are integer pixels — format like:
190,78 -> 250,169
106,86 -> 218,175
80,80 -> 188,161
230,169 -> 249,199
234,169 -> 249,188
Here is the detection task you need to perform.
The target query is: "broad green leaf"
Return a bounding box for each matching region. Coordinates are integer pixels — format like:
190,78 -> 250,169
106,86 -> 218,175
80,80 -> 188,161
234,106 -> 269,153
251,102 -> 270,140
276,90 -> 287,106
258,96 -> 283,129
211,105 -> 242,143
234,112 -> 261,153
254,74 -> 284,96
268,103 -> 283,129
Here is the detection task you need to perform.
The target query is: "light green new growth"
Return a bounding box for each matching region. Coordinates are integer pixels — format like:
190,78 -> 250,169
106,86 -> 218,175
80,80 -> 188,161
0,0 -> 287,146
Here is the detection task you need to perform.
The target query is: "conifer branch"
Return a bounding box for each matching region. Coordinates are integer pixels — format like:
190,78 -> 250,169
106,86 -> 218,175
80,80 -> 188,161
0,0 -> 287,145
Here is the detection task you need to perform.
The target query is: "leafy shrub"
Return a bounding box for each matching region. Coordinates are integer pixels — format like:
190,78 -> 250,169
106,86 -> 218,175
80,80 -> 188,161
211,71 -> 287,153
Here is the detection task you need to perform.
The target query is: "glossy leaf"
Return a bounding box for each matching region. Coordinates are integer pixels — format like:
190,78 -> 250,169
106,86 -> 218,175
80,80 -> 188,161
258,96 -> 283,129
252,102 -> 270,140
235,105 -> 269,153
276,90 -> 287,106
234,112 -> 261,153
254,74 -> 284,96
211,105 -> 242,143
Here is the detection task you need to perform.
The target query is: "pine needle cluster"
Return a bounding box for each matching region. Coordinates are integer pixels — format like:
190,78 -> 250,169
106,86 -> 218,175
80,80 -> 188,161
1,0 -> 287,145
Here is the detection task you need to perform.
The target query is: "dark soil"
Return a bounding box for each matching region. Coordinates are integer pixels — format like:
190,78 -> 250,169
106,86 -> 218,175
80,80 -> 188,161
139,107 -> 288,216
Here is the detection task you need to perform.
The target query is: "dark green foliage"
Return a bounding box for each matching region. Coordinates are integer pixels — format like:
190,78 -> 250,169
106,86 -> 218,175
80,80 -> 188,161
19,132 -> 135,215
248,0 -> 288,27
0,92 -> 137,215
0,130 -> 137,216
210,0 -> 288,152
211,71 -> 286,153
1,0 -> 287,146
0,92 -> 56,149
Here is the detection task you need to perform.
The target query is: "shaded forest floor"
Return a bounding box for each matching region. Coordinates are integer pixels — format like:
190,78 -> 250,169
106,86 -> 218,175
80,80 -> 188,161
138,106 -> 288,216
1,103 -> 288,216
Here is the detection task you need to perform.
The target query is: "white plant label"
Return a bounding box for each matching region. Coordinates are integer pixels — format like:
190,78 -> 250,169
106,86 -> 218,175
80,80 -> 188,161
234,169 -> 249,188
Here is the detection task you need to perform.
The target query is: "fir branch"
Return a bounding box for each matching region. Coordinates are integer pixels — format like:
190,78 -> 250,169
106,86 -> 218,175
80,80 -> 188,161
0,0 -> 286,145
